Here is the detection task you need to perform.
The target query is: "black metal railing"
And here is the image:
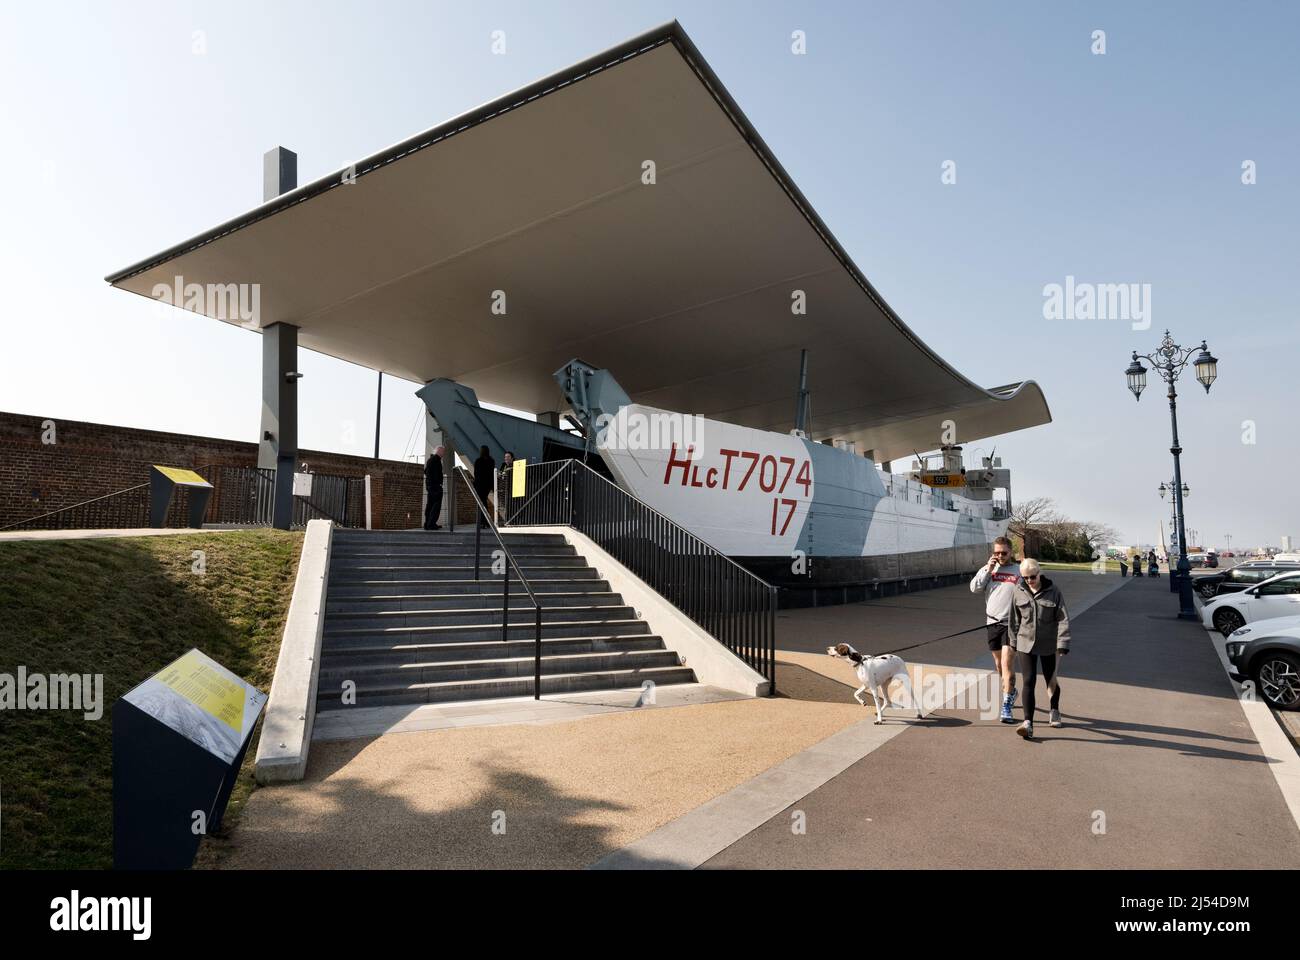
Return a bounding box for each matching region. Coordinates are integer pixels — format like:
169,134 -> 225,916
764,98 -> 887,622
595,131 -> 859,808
0,482 -> 152,532
501,459 -> 778,692
449,465 -> 544,699
212,466 -> 366,528
214,467 -> 275,525
294,472 -> 364,528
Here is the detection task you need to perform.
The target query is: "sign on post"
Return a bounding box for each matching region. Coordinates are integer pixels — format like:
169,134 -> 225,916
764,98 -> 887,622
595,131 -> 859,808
113,649 -> 267,869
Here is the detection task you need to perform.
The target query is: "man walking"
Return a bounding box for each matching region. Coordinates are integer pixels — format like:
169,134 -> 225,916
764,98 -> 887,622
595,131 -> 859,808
970,536 -> 1020,723
424,444 -> 445,530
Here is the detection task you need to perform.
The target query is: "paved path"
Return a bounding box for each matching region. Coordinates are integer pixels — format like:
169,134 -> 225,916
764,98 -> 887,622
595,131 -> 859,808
701,578 -> 1300,868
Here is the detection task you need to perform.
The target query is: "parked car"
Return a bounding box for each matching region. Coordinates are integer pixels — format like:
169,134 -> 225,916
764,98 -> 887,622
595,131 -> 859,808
1187,552 -> 1207,568
1202,571 -> 1300,635
1225,618 -> 1300,710
1204,550 -> 1219,569
1274,552 -> 1300,563
1195,561 -> 1300,601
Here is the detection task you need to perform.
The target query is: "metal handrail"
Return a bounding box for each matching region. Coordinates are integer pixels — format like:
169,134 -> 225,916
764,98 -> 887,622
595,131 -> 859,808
576,460 -> 780,588
511,458 -> 777,692
0,482 -> 150,532
450,465 -> 544,699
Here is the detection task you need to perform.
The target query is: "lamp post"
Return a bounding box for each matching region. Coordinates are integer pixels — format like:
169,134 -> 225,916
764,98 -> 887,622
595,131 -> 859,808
1159,479 -> 1190,588
1126,330 -> 1218,619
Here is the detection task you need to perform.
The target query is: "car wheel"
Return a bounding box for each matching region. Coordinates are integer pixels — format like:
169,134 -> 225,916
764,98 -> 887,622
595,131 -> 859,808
1197,582 -> 1218,601
1213,607 -> 1245,636
1253,652 -> 1300,711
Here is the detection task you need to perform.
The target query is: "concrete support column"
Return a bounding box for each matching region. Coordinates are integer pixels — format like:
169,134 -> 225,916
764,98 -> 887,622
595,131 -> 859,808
259,322 -> 300,530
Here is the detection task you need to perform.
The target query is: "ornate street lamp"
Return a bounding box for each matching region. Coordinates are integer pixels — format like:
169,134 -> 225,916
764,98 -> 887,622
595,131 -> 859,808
1157,481 -> 1190,500
1127,330 -> 1218,619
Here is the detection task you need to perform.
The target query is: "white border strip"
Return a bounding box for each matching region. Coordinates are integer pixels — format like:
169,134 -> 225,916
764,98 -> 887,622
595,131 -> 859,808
254,519 -> 333,783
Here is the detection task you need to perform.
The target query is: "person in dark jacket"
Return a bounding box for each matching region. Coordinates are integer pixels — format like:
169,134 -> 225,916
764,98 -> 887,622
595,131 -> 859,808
1007,558 -> 1071,740
1148,549 -> 1159,576
423,445 -> 445,530
473,445 -> 496,527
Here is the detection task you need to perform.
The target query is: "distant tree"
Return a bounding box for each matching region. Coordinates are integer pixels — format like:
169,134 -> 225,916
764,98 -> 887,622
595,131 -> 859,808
1008,496 -> 1057,544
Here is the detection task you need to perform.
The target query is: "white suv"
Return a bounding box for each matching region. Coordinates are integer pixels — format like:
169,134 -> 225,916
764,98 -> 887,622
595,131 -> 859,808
1202,570 -> 1300,635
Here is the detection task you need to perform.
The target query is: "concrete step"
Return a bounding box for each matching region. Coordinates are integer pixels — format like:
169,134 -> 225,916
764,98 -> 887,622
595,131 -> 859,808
321,618 -> 653,647
331,544 -> 578,560
331,552 -> 585,570
318,634 -> 667,667
325,591 -> 627,614
329,564 -> 600,583
324,604 -> 638,631
332,530 -> 568,547
314,665 -> 697,711
325,578 -> 611,599
318,648 -> 683,688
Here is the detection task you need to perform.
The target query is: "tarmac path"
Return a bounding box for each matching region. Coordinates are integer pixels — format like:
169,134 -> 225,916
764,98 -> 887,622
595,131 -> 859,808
703,575 -> 1300,868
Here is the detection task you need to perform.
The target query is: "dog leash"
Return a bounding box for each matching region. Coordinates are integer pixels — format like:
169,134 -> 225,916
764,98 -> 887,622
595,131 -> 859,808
880,624 -> 987,656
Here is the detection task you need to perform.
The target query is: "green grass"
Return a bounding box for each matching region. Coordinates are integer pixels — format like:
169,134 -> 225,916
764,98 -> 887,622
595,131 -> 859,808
0,530 -> 302,869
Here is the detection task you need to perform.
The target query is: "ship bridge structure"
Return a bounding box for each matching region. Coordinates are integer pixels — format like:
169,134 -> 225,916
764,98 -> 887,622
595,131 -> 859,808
107,20 -> 1051,530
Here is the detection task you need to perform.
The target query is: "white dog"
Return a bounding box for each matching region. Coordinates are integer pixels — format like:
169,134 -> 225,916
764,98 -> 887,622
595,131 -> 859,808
826,643 -> 922,724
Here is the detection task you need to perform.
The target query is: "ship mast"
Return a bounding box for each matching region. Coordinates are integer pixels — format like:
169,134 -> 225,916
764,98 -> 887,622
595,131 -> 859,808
793,349 -> 811,437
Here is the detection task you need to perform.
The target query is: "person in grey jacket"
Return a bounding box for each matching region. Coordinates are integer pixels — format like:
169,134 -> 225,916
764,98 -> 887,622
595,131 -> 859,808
1007,557 -> 1071,740
969,536 -> 1021,723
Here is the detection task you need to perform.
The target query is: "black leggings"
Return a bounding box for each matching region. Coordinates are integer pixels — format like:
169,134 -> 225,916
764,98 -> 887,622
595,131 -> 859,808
1017,652 -> 1061,720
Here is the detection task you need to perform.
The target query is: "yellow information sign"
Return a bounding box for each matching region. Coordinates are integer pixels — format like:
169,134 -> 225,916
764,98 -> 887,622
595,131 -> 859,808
512,459 -> 528,498
153,465 -> 210,486
153,650 -> 246,732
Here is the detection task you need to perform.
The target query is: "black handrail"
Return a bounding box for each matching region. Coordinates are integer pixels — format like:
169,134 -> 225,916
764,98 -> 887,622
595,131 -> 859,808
450,465 -> 544,699
0,482 -> 151,532
502,459 -> 778,693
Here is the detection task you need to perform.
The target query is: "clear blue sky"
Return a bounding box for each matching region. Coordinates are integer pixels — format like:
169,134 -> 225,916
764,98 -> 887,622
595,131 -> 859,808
1,0 -> 1296,550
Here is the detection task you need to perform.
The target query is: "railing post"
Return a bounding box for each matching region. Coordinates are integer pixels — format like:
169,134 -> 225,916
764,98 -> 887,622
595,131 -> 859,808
474,501 -> 482,581
449,465 -> 457,533
534,604 -> 542,700
502,558 -> 511,643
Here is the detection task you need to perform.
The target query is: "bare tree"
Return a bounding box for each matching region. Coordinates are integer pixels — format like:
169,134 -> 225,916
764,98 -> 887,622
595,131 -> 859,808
1008,496 -> 1057,543
1076,519 -> 1121,552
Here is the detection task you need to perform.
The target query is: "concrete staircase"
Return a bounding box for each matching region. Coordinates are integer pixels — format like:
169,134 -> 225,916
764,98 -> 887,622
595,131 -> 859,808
317,528 -> 696,711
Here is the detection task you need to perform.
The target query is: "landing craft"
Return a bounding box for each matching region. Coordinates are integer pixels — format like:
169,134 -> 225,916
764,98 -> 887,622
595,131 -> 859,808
419,358 -> 1015,593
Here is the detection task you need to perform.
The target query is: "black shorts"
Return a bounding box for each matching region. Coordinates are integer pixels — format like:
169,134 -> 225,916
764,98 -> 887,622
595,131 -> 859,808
986,622 -> 1011,651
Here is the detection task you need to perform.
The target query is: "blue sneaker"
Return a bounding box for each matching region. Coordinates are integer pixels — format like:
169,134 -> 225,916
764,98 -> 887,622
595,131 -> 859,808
999,694 -> 1015,723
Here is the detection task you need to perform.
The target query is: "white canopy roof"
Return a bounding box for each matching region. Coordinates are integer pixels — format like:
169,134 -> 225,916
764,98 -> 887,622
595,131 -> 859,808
107,21 -> 1050,463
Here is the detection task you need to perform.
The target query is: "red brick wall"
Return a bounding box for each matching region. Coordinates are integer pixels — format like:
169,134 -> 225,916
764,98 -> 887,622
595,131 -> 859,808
0,411 -> 424,529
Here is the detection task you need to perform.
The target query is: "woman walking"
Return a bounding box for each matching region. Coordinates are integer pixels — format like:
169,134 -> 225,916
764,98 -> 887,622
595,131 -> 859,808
1007,558 -> 1072,740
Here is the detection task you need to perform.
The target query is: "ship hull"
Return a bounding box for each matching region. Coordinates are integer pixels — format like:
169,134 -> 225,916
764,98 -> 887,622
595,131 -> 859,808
595,404 -> 1006,591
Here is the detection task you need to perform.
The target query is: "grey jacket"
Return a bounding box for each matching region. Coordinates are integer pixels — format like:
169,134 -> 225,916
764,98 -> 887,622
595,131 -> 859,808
1007,575 -> 1072,655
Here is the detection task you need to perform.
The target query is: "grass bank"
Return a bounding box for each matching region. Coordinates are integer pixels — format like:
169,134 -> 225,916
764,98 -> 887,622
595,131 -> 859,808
0,529 -> 302,868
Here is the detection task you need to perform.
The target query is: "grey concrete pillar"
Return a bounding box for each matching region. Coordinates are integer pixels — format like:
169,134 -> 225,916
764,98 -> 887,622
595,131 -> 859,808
259,323 -> 300,530
263,147 -> 297,203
